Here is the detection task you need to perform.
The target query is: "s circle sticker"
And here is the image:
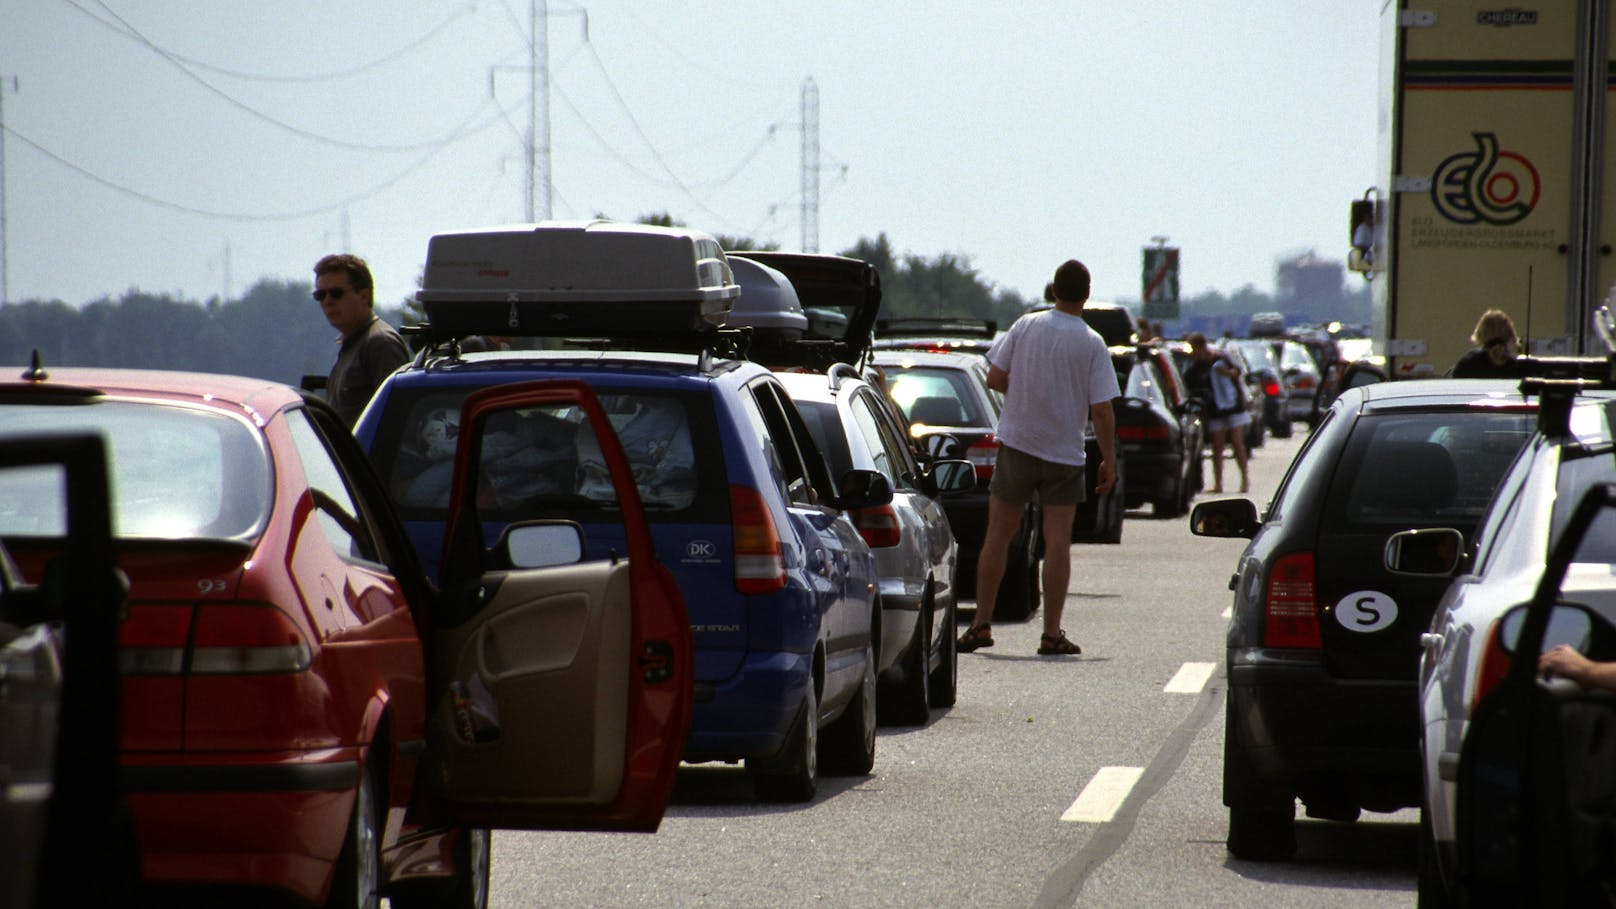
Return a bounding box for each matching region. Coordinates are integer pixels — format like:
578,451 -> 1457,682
1334,590 -> 1397,633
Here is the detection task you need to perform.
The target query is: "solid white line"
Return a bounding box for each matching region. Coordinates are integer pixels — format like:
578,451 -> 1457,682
1060,766 -> 1144,823
1164,661 -> 1216,694
1221,606 -> 1233,620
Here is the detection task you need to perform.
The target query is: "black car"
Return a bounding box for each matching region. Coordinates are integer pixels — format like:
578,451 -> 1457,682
1112,344 -> 1204,518
1190,378 -> 1541,860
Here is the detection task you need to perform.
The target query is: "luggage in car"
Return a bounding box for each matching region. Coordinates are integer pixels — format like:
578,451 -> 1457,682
418,221 -> 740,337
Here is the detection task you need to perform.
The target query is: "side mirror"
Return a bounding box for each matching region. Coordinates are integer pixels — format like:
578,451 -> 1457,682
1384,527 -> 1464,576
1496,604 -> 1593,656
837,469 -> 894,510
1348,196 -> 1376,275
496,521 -> 586,569
924,433 -> 964,461
930,459 -> 975,494
1189,498 -> 1260,539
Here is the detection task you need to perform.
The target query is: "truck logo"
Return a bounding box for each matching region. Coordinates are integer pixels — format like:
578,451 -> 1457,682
1431,132 -> 1540,226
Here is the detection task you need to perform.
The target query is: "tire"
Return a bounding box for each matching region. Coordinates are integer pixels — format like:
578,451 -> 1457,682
748,682 -> 818,803
879,592 -> 931,727
1223,696 -> 1295,861
326,760 -> 381,909
1272,418 -> 1293,439
1227,805 -> 1296,861
994,524 -> 1039,621
389,828 -> 490,909
928,594 -> 958,709
820,635 -> 878,776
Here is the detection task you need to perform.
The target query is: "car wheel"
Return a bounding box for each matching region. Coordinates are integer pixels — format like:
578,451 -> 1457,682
1417,801 -> 1455,908
879,591 -> 931,727
748,682 -> 818,803
994,521 -> 1039,621
820,634 -> 878,776
1227,805 -> 1295,861
1272,417 -> 1293,439
928,593 -> 958,709
327,760 -> 381,909
388,827 -> 490,909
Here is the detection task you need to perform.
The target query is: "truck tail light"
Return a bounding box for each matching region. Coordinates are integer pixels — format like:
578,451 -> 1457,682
852,504 -> 902,548
1263,552 -> 1321,649
731,485 -> 786,594
966,435 -> 999,480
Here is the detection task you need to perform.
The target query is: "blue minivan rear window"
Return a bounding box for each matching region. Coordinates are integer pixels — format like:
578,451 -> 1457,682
369,386 -> 727,524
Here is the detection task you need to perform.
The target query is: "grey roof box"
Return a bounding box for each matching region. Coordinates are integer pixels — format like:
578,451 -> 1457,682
728,256 -> 808,341
417,220 -> 740,337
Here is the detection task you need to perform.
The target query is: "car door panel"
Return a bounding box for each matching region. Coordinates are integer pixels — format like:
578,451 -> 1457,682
429,379 -> 692,833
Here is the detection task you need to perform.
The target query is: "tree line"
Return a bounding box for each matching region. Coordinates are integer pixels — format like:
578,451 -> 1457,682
0,230 -> 1368,388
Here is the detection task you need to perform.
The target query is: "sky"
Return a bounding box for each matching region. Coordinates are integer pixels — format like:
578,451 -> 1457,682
0,1 -> 1382,312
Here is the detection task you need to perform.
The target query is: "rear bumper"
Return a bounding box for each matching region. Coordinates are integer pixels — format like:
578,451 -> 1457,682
685,650 -> 812,762
122,748 -> 362,904
1226,656 -> 1420,809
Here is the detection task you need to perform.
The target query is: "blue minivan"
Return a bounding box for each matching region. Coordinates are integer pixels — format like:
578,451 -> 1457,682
355,221 -> 892,802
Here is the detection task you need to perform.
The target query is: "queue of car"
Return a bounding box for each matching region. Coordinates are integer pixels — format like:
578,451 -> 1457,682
1190,333 -> 1616,904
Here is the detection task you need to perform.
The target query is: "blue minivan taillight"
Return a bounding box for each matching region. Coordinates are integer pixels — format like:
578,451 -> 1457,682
730,485 -> 786,594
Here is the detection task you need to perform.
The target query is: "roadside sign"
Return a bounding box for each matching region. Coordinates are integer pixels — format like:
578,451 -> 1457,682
1142,246 -> 1180,320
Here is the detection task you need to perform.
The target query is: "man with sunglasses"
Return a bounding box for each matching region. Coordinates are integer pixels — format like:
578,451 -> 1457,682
314,253 -> 410,426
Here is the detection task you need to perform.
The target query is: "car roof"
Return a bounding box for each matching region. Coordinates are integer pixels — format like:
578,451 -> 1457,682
870,349 -> 987,370
0,365 -> 300,423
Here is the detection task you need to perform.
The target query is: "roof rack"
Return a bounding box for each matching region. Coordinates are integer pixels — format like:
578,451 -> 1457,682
1520,304 -> 1616,435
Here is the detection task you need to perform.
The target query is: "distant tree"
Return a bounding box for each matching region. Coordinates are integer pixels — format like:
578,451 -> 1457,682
839,234 -> 1030,327
0,299 -> 81,366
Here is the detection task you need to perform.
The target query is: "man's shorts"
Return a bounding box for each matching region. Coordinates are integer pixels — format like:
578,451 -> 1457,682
989,444 -> 1087,506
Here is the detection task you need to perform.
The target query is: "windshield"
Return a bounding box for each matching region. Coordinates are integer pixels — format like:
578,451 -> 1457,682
882,366 -> 992,428
0,401 -> 270,540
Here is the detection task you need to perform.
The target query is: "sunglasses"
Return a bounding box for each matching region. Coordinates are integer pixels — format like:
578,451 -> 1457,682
313,287 -> 353,302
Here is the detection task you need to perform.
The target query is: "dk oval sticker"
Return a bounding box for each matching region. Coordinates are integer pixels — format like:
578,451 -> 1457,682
1333,590 -> 1398,633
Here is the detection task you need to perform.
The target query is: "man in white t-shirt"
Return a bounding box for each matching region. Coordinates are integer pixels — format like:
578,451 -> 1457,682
957,259 -> 1120,656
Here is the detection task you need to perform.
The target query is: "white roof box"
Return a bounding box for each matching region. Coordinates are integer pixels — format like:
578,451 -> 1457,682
418,220 -> 740,337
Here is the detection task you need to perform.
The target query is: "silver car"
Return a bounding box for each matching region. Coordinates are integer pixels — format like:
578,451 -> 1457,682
777,368 -> 974,725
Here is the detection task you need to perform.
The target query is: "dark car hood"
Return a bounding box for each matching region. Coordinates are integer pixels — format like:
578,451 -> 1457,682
726,251 -> 881,369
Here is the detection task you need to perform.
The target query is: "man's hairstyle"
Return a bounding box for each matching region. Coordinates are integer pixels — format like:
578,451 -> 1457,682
314,253 -> 374,293
1043,282 -> 1057,303
1052,259 -> 1091,304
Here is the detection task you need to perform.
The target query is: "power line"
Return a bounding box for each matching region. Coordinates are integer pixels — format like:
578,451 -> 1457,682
83,0 -> 497,154
3,120 -> 494,221
62,0 -> 477,84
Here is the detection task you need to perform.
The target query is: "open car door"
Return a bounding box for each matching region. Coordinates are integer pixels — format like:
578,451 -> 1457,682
424,378 -> 693,832
1457,483 -> 1616,906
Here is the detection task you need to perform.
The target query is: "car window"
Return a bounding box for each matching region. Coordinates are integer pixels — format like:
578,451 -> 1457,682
1124,361 -> 1168,409
1263,408 -> 1339,522
883,366 -> 991,428
286,409 -> 380,562
371,386 -> 723,523
1324,410 -> 1536,531
792,398 -> 856,479
748,381 -> 822,507
1470,437 -> 1545,576
1552,446 -> 1616,564
863,389 -> 924,488
847,394 -> 895,483
0,401 -> 269,540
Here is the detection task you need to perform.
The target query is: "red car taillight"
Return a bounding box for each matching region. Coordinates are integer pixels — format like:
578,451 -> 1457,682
1471,618 -> 1514,715
191,603 -> 312,674
1262,552 -> 1321,648
1117,424 -> 1170,441
966,435 -> 999,480
852,504 -> 902,548
731,484 -> 786,594
1264,380 -> 1282,398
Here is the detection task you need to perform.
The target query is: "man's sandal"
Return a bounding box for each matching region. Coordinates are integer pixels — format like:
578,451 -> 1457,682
1038,631 -> 1082,656
957,624 -> 994,653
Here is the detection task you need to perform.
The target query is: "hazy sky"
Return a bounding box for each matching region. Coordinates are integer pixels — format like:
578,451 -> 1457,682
1,2 -> 1381,311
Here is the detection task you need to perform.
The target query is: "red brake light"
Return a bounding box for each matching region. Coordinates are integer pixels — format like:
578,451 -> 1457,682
1471,618 -> 1514,714
190,603 -> 312,674
1292,375 -> 1317,391
731,485 -> 786,594
853,504 -> 902,548
966,434 -> 999,480
1263,552 -> 1321,648
1264,380 -> 1282,397
1117,425 -> 1170,441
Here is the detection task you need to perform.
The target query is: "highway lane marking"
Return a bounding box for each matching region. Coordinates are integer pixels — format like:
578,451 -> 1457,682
1164,661 -> 1216,694
1060,766 -> 1144,823
1221,606 -> 1232,620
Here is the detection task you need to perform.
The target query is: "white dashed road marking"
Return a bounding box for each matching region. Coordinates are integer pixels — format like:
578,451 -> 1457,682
1061,766 -> 1145,823
1221,606 -> 1232,620
1164,661 -> 1216,694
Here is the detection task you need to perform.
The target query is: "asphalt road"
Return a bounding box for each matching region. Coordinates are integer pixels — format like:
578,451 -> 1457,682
477,429 -> 1421,909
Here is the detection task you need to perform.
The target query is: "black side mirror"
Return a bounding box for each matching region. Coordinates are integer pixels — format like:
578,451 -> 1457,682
837,469 -> 894,510
1384,527 -> 1464,576
1189,498 -> 1260,539
930,459 -> 975,494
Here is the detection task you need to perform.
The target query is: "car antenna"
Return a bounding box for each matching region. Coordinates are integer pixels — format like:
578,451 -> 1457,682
22,349 -> 47,381
1524,265 -> 1533,355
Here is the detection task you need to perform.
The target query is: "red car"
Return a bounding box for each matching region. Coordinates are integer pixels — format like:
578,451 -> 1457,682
0,365 -> 693,908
